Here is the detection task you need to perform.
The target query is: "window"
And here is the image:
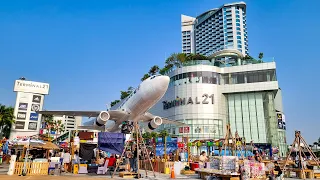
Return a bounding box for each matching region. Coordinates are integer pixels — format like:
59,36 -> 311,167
236,23 -> 240,27
236,27 -> 241,31
237,36 -> 241,40
237,32 -> 241,35
236,15 -> 240,18
236,19 -> 240,22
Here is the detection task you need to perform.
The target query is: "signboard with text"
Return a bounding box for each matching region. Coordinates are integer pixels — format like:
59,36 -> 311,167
179,127 -> 190,133
14,80 -> 50,95
10,80 -> 50,139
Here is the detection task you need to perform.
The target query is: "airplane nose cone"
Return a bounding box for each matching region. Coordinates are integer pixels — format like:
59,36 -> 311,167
155,76 -> 170,92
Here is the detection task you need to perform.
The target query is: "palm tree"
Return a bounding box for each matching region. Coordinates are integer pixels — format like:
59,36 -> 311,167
51,120 -> 65,144
141,74 -> 150,81
0,104 -> 15,138
120,87 -> 134,100
43,114 -> 54,141
165,53 -> 188,68
187,53 -> 208,60
148,65 -> 160,76
110,100 -> 120,107
159,130 -> 169,137
151,132 -> 158,138
258,52 -> 264,60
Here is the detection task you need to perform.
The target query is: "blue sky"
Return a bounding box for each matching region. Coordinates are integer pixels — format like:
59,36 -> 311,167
1,0 -> 319,143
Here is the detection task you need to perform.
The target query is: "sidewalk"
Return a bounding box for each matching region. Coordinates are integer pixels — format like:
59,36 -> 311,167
63,170 -> 200,180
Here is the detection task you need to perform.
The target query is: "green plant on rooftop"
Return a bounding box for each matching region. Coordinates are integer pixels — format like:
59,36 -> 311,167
148,65 -> 160,76
120,86 -> 134,100
165,53 -> 209,68
242,54 -> 264,64
258,52 -> 264,60
141,73 -> 150,81
110,100 -> 120,107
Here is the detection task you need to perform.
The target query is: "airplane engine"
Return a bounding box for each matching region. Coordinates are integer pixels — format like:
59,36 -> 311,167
95,111 -> 110,126
148,116 -> 163,130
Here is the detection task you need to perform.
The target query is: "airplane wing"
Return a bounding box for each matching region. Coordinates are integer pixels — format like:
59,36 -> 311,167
140,112 -> 185,126
37,110 -> 100,117
37,110 -> 130,122
77,126 -> 105,131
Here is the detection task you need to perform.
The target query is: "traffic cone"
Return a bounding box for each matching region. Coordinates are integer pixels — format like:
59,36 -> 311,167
170,166 -> 175,179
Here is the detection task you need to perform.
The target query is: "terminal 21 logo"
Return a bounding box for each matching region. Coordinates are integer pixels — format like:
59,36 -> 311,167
17,112 -> 27,120
30,113 -> 39,121
18,103 -> 28,111
162,94 -> 214,110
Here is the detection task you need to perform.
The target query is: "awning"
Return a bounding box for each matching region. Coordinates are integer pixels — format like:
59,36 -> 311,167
30,141 -> 59,150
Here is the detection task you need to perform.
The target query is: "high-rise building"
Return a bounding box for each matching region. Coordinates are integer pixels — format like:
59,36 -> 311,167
181,2 -> 248,56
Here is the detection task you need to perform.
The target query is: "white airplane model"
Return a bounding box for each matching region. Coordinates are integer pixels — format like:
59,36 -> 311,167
38,75 -> 184,132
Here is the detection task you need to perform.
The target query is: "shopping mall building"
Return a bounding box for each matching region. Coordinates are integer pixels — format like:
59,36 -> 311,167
149,50 -> 287,156
149,2 -> 287,156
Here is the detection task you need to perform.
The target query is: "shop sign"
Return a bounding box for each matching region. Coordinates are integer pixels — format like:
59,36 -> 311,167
162,94 -> 214,110
179,127 -> 190,133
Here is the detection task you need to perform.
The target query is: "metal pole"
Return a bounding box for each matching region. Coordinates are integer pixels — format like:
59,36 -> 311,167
135,122 -> 140,179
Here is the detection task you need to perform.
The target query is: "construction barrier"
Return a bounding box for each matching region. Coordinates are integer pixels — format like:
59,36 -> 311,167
14,162 -> 49,175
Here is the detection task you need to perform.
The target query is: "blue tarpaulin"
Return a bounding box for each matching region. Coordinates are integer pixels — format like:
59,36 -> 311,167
98,132 -> 125,155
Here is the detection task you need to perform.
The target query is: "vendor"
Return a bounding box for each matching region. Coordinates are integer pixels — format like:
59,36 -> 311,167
199,151 -> 208,166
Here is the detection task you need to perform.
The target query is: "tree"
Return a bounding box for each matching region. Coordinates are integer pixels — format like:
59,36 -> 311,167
43,114 -> 65,143
120,86 -> 134,100
187,53 -> 208,60
110,100 -> 120,107
151,132 -> 158,138
159,129 -> 169,137
43,114 -> 54,141
148,65 -> 160,76
142,132 -> 152,139
258,52 -> 264,60
0,104 -> 15,138
141,74 -> 150,81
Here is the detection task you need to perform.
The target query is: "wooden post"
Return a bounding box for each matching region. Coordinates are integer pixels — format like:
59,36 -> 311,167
164,135 -> 167,160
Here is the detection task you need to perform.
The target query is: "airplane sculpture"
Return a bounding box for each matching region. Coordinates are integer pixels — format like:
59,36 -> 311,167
37,75 -> 184,132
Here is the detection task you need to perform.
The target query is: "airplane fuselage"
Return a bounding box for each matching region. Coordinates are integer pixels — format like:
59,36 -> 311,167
106,75 -> 170,131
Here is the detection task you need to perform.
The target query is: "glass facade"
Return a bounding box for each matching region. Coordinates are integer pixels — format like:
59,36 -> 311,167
169,69 -> 277,86
227,92 -> 267,143
182,30 -> 192,54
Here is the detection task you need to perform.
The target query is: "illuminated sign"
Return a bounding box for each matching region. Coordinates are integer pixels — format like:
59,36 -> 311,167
163,94 -> 214,110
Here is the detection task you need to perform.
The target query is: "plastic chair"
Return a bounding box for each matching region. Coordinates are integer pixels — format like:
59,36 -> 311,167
97,160 -> 109,175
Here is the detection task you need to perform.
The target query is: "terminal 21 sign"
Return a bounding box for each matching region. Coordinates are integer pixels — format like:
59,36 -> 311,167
163,94 -> 214,110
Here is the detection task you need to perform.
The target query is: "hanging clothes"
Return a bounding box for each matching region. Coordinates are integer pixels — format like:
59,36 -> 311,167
79,143 -> 97,161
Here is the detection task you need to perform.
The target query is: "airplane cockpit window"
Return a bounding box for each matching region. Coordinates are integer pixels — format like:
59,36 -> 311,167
150,75 -> 160,80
